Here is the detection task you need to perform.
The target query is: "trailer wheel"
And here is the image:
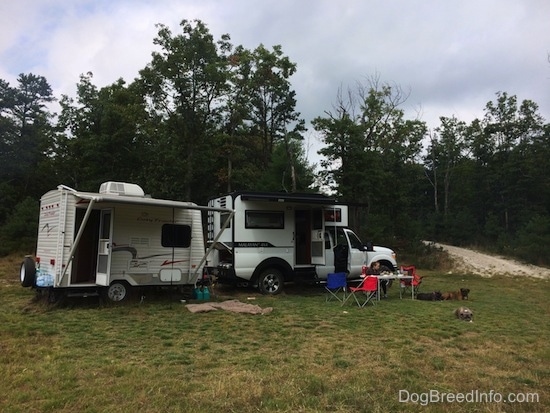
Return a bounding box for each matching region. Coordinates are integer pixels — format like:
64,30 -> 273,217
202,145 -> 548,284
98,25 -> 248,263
258,268 -> 284,295
105,281 -> 131,302
20,257 -> 36,287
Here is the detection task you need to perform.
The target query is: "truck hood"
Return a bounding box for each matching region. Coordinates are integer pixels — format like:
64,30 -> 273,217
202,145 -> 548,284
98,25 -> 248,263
373,245 -> 394,254
369,245 -> 397,266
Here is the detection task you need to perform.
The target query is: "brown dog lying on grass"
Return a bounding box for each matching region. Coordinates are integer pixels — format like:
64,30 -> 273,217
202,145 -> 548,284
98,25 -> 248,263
415,291 -> 442,301
454,306 -> 473,322
442,288 -> 470,300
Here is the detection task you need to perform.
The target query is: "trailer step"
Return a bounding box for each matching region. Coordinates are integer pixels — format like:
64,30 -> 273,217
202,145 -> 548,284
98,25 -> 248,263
66,290 -> 101,298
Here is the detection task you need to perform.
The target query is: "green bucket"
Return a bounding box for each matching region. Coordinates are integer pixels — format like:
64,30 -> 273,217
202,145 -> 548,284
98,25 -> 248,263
193,287 -> 203,300
193,287 -> 210,300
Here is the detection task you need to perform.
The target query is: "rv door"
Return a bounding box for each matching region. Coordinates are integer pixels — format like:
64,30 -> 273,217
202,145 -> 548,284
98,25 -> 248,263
311,209 -> 325,265
96,209 -> 112,286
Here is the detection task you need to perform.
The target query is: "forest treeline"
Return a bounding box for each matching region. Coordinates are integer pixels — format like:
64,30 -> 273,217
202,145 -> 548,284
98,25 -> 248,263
1,19 -> 549,266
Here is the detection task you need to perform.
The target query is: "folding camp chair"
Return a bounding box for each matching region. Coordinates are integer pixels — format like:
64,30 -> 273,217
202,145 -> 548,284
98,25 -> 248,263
325,272 -> 348,302
343,276 -> 378,307
399,265 -> 423,299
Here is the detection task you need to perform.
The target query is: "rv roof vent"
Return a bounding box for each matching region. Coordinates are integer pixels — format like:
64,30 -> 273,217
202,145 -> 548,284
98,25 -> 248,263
99,182 -> 145,197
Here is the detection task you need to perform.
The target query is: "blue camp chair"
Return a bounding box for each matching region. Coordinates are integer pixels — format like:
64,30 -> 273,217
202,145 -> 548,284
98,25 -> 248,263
325,272 -> 347,302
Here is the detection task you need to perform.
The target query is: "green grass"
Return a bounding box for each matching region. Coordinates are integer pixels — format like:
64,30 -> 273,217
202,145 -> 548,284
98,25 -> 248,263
1,254 -> 549,412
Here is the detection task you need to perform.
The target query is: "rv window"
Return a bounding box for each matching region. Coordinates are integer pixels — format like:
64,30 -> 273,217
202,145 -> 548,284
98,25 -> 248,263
161,224 -> 191,248
312,209 -> 323,230
245,211 -> 284,229
324,208 -> 342,222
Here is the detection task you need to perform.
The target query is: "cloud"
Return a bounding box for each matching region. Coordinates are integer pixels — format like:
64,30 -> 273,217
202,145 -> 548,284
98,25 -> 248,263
1,0 -> 548,134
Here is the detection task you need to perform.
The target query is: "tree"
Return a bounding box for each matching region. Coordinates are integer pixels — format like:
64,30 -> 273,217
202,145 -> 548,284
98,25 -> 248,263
56,73 -> 148,191
0,74 -> 56,228
479,92 -> 545,233
138,19 -> 231,201
222,44 -> 307,192
424,116 -> 467,217
314,77 -> 427,243
247,45 -> 304,189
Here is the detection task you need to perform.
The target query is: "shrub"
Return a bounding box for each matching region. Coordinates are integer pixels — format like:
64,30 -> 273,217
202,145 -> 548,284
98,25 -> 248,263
0,197 -> 39,256
514,215 -> 550,266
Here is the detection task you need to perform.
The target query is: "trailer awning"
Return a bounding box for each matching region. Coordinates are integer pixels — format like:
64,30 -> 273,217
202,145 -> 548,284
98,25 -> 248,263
66,187 -> 230,212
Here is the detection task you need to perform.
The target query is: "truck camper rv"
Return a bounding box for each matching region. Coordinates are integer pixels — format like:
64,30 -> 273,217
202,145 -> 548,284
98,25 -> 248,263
206,191 -> 397,295
20,182 -> 233,302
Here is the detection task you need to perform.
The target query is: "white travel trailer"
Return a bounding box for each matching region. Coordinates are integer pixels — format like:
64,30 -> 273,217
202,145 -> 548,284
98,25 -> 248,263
205,191 -> 397,295
20,182 -> 233,302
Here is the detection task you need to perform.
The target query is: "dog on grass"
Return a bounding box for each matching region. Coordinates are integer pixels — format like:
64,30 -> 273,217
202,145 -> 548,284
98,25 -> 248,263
441,288 -> 470,300
454,306 -> 473,322
416,291 -> 442,301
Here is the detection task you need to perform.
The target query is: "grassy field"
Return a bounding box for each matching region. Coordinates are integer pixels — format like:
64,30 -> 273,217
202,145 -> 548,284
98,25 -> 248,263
1,253 -> 549,413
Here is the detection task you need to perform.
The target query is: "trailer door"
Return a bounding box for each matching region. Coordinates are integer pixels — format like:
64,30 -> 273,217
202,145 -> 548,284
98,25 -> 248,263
96,209 -> 112,286
311,208 -> 325,265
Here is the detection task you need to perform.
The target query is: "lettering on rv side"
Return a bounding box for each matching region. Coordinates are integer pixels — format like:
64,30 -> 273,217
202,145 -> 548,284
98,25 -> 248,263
136,212 -> 174,223
234,242 -> 275,247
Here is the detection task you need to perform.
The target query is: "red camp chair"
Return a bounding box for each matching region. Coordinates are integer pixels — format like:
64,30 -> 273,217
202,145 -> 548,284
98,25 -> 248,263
399,265 -> 423,298
343,276 -> 379,307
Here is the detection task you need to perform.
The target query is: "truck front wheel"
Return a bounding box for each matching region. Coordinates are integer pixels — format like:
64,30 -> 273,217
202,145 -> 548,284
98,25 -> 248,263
258,268 -> 284,295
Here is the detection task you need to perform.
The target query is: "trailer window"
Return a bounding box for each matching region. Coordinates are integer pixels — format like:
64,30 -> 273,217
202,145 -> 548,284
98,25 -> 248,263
161,224 -> 192,248
245,211 -> 284,229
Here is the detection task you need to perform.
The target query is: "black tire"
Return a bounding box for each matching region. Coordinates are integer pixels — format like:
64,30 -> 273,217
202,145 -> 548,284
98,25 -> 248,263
105,281 -> 132,302
258,268 -> 284,295
20,257 -> 36,287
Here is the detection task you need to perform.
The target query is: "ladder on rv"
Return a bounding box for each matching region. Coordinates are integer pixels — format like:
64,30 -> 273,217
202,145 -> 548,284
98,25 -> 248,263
55,189 -> 69,286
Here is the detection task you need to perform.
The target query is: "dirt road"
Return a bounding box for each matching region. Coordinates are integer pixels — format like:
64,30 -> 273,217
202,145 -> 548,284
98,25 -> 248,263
433,243 -> 550,279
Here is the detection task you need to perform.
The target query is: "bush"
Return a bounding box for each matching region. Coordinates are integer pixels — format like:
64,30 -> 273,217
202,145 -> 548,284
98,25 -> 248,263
395,239 -> 453,271
0,197 -> 39,256
514,215 -> 550,266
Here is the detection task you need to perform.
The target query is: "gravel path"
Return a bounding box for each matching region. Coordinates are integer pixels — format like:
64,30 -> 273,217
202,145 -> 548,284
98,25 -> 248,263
433,243 -> 550,279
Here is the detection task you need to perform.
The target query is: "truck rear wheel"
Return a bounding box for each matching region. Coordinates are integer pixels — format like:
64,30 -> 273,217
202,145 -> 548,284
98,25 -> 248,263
258,268 -> 284,295
20,257 -> 36,287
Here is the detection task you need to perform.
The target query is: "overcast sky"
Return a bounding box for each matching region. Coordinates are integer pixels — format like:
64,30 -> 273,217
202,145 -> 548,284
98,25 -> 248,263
1,0 -> 549,163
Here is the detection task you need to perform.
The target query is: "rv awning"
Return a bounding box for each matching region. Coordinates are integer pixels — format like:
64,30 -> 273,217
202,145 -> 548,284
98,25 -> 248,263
237,191 -> 339,205
68,189 -> 230,212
